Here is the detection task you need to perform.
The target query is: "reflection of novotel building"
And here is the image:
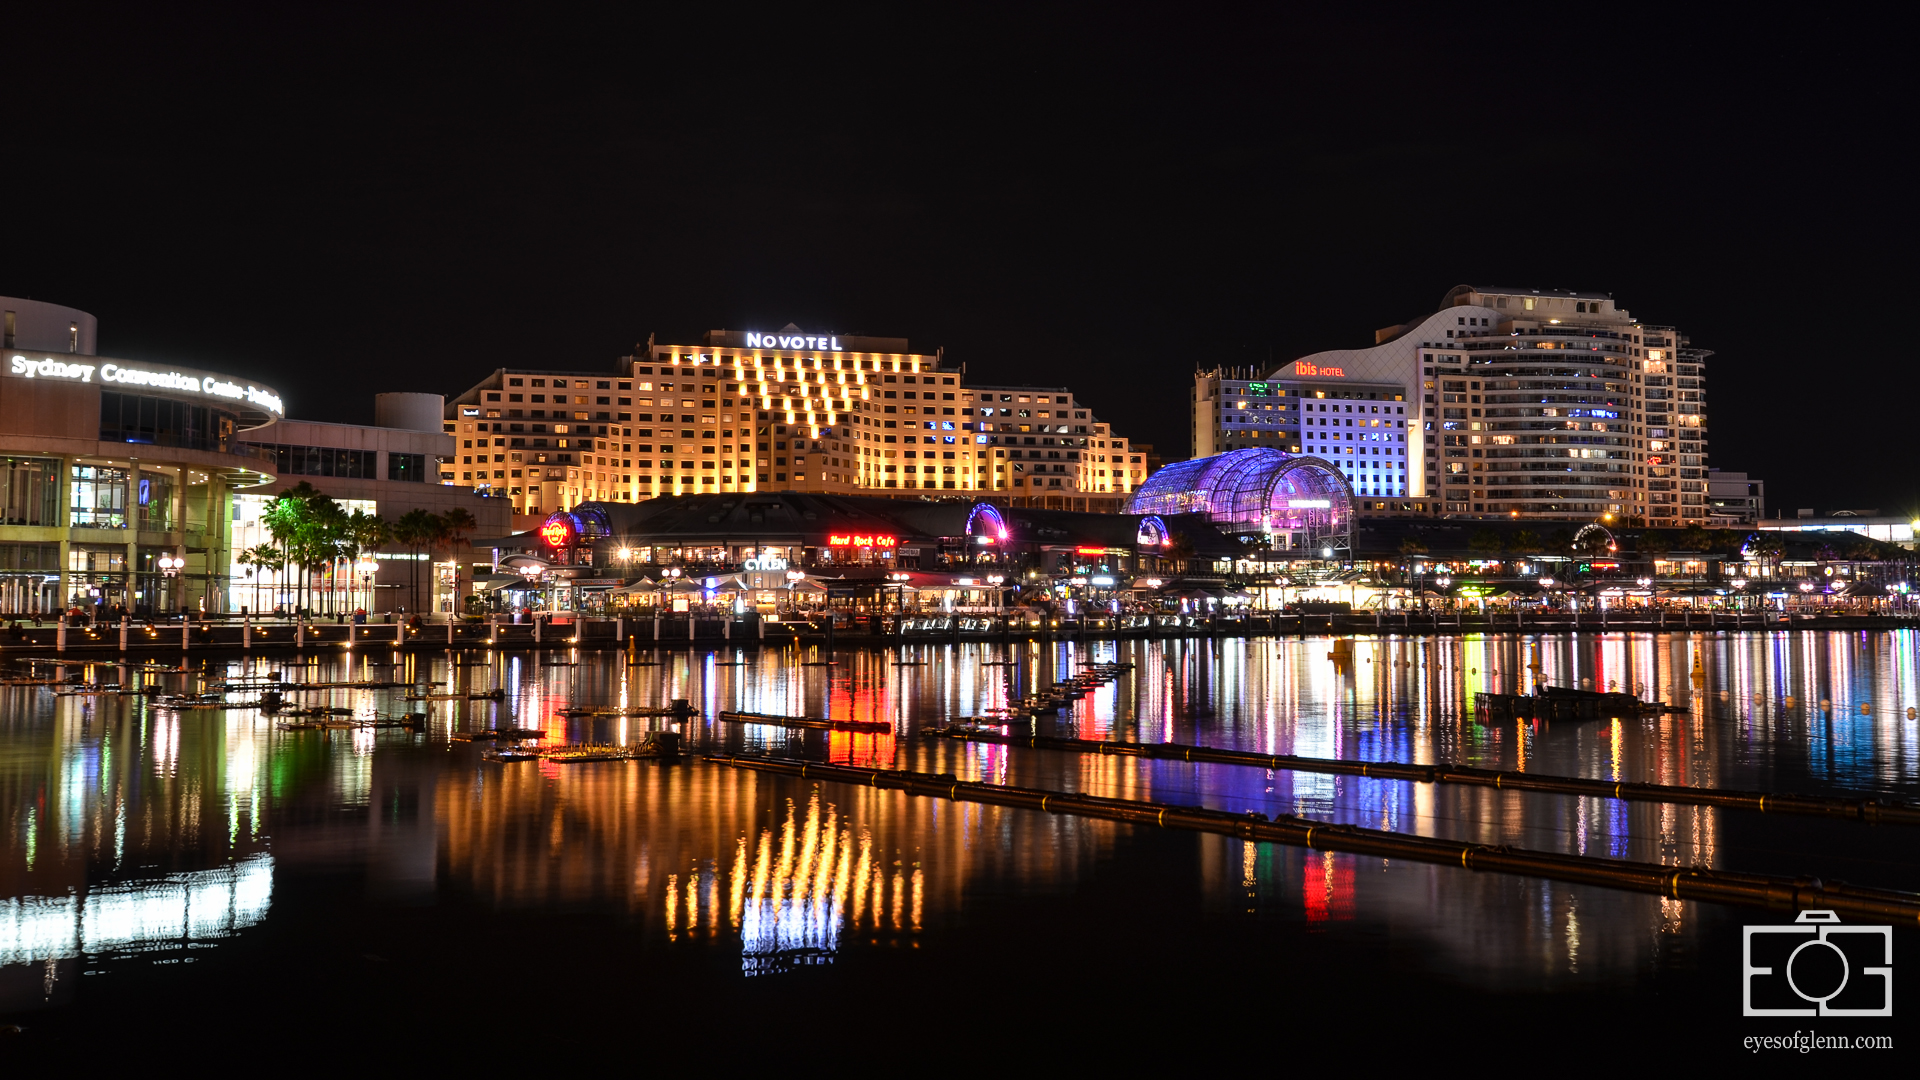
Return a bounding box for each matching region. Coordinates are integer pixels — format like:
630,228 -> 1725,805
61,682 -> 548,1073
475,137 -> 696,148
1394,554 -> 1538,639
0,297 -> 282,615
1192,285 -> 1710,523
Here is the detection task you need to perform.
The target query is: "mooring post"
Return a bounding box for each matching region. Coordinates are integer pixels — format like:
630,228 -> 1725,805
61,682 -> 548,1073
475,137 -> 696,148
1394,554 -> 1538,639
243,612 -> 251,651
119,616 -> 128,653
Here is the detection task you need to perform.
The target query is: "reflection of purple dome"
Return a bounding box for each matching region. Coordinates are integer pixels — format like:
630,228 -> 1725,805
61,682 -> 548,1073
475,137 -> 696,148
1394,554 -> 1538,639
1128,448 -> 1352,550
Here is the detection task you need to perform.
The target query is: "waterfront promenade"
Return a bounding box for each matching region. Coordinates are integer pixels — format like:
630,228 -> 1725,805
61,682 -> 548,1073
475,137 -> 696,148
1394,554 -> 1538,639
0,606 -> 1913,657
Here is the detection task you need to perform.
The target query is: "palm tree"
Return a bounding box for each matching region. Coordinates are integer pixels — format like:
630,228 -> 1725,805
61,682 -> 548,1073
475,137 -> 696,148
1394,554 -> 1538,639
1742,530 -> 1782,567
434,507 -> 477,617
390,509 -> 440,615
345,511 -> 389,612
1161,533 -> 1195,575
263,486 -> 315,614
237,543 -> 284,614
301,495 -> 350,615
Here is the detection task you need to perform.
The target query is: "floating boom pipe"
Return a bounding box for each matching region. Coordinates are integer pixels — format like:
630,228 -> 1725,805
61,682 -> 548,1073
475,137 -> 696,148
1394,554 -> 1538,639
924,728 -> 1920,827
708,754 -> 1920,923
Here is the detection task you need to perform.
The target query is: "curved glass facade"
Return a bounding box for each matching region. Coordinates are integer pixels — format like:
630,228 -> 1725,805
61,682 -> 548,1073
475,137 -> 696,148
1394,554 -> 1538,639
1128,448 -> 1353,551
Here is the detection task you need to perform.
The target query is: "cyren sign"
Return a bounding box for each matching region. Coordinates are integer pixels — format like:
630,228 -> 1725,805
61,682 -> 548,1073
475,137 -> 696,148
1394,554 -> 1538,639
1292,361 -> 1346,378
828,534 -> 896,548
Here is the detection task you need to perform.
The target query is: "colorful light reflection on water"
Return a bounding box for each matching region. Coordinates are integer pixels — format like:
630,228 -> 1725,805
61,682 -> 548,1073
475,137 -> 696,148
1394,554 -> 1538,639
1,631 -> 1917,1031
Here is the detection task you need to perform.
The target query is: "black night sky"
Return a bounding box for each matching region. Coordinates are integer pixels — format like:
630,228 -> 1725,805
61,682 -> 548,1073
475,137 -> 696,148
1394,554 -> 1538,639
3,7 -> 1911,513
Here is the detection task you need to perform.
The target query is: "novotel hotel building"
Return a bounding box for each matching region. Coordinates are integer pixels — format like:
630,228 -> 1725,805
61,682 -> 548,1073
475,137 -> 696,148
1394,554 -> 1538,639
446,326 -> 1144,522
0,297 -> 284,615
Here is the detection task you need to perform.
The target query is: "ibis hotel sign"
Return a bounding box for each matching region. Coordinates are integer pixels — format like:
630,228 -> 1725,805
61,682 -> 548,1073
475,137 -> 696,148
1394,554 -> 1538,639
1289,360 -> 1346,378
8,353 -> 285,416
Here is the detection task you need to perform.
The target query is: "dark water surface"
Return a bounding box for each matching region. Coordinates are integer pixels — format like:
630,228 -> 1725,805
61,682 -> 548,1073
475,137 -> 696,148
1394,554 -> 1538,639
5,632 -> 1917,1062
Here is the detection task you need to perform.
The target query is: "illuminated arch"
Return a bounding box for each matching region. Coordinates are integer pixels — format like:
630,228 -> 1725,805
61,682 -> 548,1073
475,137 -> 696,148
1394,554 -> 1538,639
1127,448 -> 1353,553
965,502 -> 1010,546
1136,515 -> 1169,549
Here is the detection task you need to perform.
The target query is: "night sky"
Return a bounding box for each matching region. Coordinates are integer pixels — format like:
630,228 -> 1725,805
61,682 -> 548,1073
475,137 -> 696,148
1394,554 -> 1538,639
3,8 -> 1910,514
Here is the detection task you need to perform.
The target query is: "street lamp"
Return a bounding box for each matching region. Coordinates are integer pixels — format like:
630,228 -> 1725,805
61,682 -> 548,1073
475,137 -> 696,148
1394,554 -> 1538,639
516,562 -> 545,614
356,554 -> 377,612
157,553 -> 183,615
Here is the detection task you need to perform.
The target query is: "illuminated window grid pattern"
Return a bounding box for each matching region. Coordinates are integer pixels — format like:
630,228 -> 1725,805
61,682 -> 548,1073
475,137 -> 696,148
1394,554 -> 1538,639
1193,369 -> 1413,503
445,349 -> 1147,513
1422,311 -> 1708,525
634,350 -> 1143,507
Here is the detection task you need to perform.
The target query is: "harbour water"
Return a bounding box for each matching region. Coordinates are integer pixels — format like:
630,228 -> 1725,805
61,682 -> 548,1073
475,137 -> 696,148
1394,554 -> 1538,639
4,631 -> 1917,1060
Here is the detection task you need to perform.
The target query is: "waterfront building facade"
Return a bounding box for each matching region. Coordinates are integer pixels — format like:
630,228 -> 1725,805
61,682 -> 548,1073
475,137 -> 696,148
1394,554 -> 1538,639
233,393 -> 512,615
0,296 -> 509,618
1192,286 -> 1711,525
0,297 -> 280,616
445,327 -> 1145,517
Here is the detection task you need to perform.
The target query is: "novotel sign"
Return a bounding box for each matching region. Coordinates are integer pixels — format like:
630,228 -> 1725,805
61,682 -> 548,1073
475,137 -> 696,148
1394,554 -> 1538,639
744,332 -> 844,351
8,354 -> 285,416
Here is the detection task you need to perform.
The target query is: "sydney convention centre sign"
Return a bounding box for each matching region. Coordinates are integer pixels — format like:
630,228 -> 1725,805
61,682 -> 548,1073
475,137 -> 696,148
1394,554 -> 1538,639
8,353 -> 284,416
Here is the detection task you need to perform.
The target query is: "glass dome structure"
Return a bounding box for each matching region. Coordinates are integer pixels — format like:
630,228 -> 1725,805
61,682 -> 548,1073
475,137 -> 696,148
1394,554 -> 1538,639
1127,449 -> 1353,552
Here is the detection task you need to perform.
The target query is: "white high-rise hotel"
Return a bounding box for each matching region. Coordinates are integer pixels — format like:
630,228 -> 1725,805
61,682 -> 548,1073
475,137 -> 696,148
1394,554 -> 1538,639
1194,285 -> 1710,525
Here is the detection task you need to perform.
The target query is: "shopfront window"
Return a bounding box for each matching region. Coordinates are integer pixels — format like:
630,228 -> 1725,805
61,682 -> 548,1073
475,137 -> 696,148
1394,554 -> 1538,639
100,392 -> 237,453
0,542 -> 59,614
0,457 -> 59,526
137,471 -> 174,531
252,444 -> 377,479
388,452 -> 427,482
67,545 -> 129,611
71,464 -> 129,528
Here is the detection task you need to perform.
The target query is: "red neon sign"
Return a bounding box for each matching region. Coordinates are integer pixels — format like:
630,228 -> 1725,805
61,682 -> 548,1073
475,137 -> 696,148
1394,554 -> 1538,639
540,518 -> 573,548
1293,361 -> 1346,378
828,534 -> 897,548
1075,546 -> 1106,556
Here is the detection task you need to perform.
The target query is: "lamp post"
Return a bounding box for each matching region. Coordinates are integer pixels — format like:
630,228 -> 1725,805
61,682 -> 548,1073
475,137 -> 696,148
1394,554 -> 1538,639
786,568 -> 805,616
356,555 -> 377,614
158,553 -> 183,616
516,562 -> 546,614
1729,577 -> 1747,613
